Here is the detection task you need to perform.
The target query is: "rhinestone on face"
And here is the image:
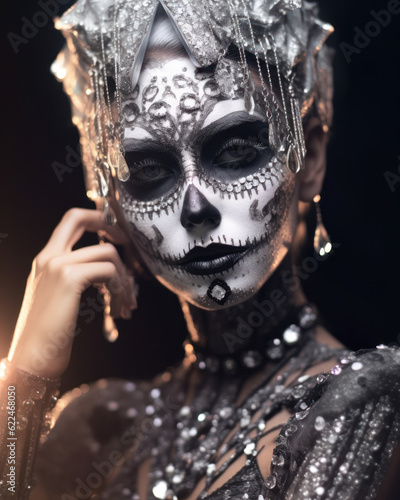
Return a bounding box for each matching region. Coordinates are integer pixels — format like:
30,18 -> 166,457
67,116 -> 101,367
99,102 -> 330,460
207,279 -> 232,305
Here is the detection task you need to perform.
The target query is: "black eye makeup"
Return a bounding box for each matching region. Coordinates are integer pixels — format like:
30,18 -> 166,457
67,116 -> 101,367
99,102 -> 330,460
123,146 -> 180,201
199,120 -> 273,183
120,114 -> 274,203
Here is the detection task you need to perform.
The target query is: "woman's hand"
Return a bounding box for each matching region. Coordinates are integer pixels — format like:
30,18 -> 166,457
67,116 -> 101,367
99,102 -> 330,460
7,208 -> 137,379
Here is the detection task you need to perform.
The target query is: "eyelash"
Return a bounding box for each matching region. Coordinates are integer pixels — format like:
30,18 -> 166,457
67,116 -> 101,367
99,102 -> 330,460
129,158 -> 162,171
214,138 -> 268,158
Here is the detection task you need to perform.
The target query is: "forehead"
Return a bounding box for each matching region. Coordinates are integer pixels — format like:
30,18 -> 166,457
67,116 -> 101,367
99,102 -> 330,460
121,54 -> 266,144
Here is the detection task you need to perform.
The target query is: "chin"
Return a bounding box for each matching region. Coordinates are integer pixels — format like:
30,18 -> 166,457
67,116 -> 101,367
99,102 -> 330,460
150,241 -> 289,310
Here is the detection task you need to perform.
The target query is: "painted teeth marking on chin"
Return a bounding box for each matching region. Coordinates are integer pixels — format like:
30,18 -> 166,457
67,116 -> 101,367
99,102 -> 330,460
218,235 -> 221,243
223,235 -> 227,243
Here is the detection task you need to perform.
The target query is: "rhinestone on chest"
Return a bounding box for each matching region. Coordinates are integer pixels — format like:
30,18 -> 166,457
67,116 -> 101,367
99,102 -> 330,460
147,308 -> 341,500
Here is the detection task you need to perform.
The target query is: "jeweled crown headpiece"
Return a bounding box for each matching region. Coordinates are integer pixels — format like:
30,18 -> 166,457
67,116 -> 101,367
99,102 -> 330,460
52,0 -> 333,205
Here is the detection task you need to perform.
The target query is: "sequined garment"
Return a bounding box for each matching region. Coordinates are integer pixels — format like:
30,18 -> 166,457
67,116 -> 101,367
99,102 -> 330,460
33,342 -> 400,499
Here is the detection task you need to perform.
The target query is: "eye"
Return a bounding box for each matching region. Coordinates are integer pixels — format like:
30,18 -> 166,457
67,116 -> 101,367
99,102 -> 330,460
131,160 -> 170,183
213,138 -> 268,168
124,155 -> 179,201
200,120 -> 273,183
209,135 -> 272,183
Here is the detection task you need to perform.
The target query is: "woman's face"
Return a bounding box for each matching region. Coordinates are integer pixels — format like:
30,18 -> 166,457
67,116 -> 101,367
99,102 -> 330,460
117,54 -> 299,310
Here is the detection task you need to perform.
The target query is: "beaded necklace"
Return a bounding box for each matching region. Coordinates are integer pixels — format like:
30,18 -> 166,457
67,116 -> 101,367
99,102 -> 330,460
147,305 -> 345,500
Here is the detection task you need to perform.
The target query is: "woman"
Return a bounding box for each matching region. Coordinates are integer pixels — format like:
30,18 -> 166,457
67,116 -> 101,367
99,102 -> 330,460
1,1 -> 399,499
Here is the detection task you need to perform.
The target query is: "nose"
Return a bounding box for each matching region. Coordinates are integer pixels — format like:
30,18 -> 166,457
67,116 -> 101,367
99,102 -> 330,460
180,184 -> 221,230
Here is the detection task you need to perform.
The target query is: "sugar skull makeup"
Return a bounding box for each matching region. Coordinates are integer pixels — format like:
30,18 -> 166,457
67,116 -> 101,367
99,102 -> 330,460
117,56 -> 298,309
53,0 -> 334,309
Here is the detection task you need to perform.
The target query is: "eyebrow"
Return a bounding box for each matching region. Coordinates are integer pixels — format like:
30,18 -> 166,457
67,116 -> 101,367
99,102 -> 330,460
122,111 -> 268,152
123,137 -> 167,153
195,111 -> 268,144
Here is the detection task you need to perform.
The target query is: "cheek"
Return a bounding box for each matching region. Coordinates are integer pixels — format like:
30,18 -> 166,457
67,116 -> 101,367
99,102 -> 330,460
120,194 -> 184,261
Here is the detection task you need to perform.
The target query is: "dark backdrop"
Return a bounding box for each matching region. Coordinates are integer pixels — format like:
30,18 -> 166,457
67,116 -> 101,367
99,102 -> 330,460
0,0 -> 399,393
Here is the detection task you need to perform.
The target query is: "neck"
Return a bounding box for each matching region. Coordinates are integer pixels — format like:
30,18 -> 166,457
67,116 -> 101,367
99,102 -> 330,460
180,252 -> 307,356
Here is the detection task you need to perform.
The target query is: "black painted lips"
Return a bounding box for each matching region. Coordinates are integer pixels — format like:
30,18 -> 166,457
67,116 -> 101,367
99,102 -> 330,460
175,243 -> 250,275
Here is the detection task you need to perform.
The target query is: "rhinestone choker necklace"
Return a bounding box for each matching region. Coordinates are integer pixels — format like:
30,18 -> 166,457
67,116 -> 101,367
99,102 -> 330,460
189,304 -> 319,376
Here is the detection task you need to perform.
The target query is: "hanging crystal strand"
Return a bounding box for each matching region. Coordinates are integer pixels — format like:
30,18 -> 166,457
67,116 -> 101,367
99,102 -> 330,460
92,67 -> 108,200
226,0 -> 251,107
113,0 -> 124,146
289,81 -> 306,168
269,34 -> 290,135
101,17 -> 130,184
259,36 -> 283,153
90,13 -> 119,343
239,0 -> 272,122
100,20 -> 113,126
109,0 -> 131,184
313,194 -> 333,256
99,236 -> 119,343
269,33 -> 302,174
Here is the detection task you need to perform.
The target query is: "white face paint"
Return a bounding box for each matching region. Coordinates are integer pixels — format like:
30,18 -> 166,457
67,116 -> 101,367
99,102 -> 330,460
118,55 -> 299,310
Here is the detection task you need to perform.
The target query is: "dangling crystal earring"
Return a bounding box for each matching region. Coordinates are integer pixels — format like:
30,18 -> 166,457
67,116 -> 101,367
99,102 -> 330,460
102,284 -> 119,343
102,199 -> 116,226
97,199 -> 118,342
313,195 -> 332,256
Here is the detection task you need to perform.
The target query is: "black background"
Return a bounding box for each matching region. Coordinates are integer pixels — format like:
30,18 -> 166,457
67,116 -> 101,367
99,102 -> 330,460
0,0 -> 399,393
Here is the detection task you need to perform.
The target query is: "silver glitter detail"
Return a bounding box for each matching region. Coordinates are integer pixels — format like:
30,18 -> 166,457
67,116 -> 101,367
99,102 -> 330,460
152,480 -> 168,499
53,0 -> 334,200
282,324 -> 301,344
314,416 -> 326,431
264,474 -> 277,489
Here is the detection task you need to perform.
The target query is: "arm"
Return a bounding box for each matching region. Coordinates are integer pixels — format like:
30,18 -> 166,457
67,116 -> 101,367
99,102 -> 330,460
0,360 -> 60,499
1,208 -> 136,499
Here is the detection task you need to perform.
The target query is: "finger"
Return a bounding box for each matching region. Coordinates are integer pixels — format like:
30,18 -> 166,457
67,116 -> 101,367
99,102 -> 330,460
71,262 -> 128,318
98,224 -> 130,246
49,243 -> 137,308
44,208 -> 107,256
